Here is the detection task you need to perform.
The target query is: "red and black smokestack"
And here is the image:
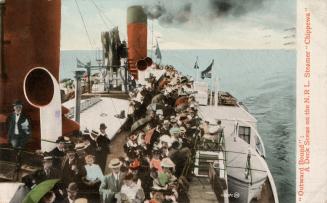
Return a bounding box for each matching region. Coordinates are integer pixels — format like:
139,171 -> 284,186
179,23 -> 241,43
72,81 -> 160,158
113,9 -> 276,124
127,6 -> 148,80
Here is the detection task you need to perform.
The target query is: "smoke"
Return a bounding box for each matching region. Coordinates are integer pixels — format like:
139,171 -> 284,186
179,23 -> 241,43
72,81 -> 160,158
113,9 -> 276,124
143,0 -> 267,26
144,2 -> 192,25
209,0 -> 265,17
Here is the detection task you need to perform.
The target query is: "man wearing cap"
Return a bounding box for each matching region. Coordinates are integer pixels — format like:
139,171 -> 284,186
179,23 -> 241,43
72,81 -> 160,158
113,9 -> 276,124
99,158 -> 125,203
6,100 -> 32,148
97,124 -> 111,172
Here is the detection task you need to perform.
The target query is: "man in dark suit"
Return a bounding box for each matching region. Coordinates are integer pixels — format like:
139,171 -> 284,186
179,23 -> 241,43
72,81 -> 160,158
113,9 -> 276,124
6,100 -> 31,149
96,124 -> 111,172
34,156 -> 61,184
61,148 -> 86,187
48,136 -> 66,169
99,158 -> 125,203
62,182 -> 83,203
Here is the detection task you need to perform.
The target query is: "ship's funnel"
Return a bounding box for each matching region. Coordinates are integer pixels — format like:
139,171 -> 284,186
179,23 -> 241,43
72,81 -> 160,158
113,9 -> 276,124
136,59 -> 147,71
24,68 -> 54,107
127,5 -> 147,79
23,67 -> 62,151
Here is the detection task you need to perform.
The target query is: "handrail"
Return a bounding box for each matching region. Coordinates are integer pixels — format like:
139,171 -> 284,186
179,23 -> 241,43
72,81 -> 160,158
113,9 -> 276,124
66,96 -> 101,118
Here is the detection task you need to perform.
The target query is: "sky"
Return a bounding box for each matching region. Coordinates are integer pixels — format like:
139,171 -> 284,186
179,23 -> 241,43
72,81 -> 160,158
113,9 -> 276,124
60,0 -> 296,50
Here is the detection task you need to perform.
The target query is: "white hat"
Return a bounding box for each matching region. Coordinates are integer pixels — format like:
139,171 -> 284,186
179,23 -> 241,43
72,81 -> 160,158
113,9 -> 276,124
160,135 -> 172,144
163,120 -> 170,125
108,158 -> 122,168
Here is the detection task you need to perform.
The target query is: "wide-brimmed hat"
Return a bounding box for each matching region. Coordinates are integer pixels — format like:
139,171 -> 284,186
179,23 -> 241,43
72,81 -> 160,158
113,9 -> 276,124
74,142 -> 86,151
100,123 -> 107,130
83,129 -> 90,135
108,158 -> 122,168
91,130 -> 99,137
160,135 -> 171,144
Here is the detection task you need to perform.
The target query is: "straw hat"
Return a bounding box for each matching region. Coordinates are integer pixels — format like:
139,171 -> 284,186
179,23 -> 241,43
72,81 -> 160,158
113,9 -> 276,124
91,130 -> 99,137
75,198 -> 88,203
108,158 -> 122,168
74,142 -> 86,151
83,129 -> 90,135
160,135 -> 171,144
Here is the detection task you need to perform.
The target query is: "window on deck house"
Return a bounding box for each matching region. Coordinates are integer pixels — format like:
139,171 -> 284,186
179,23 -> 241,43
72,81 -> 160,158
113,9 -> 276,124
239,126 -> 251,144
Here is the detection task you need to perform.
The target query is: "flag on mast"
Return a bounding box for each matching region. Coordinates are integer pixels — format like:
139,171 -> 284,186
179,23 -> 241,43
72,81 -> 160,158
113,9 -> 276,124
201,59 -> 214,79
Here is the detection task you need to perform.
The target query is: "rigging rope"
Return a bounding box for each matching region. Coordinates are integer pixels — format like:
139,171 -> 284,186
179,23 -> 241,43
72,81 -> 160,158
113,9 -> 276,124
90,0 -> 111,30
89,0 -> 127,40
74,0 -> 95,50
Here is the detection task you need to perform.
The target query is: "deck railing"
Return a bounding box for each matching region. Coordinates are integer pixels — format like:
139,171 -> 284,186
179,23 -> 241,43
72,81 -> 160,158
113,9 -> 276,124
66,96 -> 102,118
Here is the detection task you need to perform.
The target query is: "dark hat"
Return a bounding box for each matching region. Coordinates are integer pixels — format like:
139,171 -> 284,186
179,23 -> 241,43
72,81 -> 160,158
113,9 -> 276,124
67,182 -> 79,192
56,136 -> 66,144
100,123 -> 107,130
13,100 -> 23,106
171,141 -> 181,150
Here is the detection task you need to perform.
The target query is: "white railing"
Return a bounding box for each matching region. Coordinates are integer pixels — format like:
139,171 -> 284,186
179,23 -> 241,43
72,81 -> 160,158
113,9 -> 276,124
66,96 -> 102,118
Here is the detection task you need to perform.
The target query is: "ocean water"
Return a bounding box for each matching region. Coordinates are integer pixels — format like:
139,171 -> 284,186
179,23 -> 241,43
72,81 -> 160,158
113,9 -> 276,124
60,49 -> 296,203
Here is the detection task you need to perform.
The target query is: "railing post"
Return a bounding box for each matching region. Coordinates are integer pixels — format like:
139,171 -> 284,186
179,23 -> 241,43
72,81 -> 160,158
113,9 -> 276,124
74,70 -> 85,123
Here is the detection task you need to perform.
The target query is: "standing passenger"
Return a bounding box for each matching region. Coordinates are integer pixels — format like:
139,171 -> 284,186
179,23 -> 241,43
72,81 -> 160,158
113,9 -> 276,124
99,158 -> 125,203
6,100 -> 31,149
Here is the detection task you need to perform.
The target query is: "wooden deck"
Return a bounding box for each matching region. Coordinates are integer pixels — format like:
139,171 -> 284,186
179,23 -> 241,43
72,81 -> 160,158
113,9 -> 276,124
189,177 -> 219,203
104,130 -> 128,174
